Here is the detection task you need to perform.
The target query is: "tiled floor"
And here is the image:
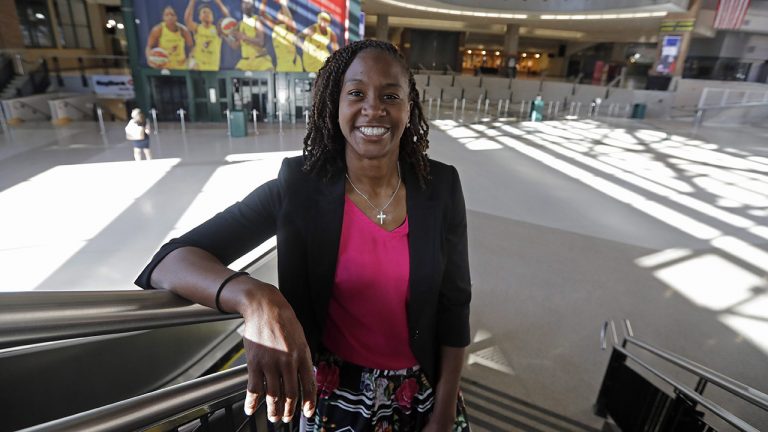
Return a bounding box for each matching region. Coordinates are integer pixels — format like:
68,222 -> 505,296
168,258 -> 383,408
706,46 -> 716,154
1,115 -> 767,430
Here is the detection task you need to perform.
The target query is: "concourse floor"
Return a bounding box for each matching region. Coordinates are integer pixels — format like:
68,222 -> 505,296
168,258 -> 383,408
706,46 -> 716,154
1,116 -> 767,431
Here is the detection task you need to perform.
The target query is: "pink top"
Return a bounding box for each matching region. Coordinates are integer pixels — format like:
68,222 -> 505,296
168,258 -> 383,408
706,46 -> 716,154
322,195 -> 417,369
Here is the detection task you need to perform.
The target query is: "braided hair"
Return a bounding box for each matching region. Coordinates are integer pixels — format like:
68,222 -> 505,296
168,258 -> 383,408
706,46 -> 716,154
302,39 -> 430,187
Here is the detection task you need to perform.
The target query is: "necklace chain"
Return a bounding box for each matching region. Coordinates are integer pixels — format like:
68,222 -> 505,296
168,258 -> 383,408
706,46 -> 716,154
346,164 -> 401,225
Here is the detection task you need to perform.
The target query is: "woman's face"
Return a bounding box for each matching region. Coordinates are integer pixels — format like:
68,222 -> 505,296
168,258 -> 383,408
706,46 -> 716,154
163,8 -> 177,26
338,49 -> 412,163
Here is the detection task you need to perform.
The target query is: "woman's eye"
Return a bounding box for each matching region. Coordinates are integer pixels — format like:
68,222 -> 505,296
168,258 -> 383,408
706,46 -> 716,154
384,94 -> 400,100
348,90 -> 363,97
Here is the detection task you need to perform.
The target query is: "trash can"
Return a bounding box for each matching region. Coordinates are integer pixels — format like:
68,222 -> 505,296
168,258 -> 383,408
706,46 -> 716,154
229,110 -> 247,137
631,103 -> 646,119
530,97 -> 545,122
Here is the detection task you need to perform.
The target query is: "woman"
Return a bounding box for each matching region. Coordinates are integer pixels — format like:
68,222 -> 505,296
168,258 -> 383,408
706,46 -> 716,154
135,40 -> 471,431
145,6 -> 193,70
126,108 -> 151,161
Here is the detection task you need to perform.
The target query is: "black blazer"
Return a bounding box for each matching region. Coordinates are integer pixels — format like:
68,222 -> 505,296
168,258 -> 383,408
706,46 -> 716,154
135,156 -> 471,384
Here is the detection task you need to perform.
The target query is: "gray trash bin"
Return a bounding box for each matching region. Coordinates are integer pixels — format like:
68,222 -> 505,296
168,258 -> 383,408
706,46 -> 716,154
631,103 -> 647,119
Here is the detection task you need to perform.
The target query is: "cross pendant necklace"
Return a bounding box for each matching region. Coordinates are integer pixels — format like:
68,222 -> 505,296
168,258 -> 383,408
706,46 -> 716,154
346,163 -> 401,225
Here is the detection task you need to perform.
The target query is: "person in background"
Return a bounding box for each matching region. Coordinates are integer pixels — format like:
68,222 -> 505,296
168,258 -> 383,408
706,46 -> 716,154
185,0 -> 231,71
135,40 -> 471,431
260,0 -> 303,72
126,108 -> 151,161
299,11 -> 339,72
232,0 -> 274,71
507,54 -> 517,78
145,6 -> 193,69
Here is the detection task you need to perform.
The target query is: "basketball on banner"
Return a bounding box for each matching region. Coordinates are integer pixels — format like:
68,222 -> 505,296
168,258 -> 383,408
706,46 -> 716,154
220,17 -> 237,35
148,47 -> 169,67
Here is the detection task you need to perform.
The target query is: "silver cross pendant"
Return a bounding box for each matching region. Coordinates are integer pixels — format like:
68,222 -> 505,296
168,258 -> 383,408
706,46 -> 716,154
377,211 -> 387,224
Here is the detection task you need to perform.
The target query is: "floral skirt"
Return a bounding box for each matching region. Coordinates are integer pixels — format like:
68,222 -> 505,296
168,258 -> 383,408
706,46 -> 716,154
301,352 -> 471,432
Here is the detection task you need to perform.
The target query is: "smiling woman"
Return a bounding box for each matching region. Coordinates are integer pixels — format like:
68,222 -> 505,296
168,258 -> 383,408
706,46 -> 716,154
135,39 -> 472,432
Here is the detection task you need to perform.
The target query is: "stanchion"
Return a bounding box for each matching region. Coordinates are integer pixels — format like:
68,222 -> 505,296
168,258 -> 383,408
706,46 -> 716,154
252,109 -> 259,135
554,101 -> 560,118
278,105 -> 284,135
427,98 -> 433,119
452,99 -> 457,121
484,99 -> 490,116
436,99 -> 441,120
519,101 -> 526,119
0,103 -> 10,134
460,98 -> 466,122
569,102 -> 576,117
497,100 -> 502,117
624,104 -> 631,118
547,101 -> 553,118
149,108 -> 158,134
305,109 -> 310,125
504,99 -> 510,117
576,102 -> 582,117
225,109 -> 231,136
96,106 -> 106,135
177,108 -> 186,133
475,97 -> 482,122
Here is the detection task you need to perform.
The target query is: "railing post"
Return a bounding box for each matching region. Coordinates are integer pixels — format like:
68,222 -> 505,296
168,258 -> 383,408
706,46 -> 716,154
149,108 -> 158,134
252,109 -> 259,135
177,108 -> 186,133
96,106 -> 106,135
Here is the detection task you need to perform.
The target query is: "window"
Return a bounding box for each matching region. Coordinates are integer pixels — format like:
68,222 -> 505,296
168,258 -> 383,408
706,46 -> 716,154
53,0 -> 93,49
16,0 -> 55,48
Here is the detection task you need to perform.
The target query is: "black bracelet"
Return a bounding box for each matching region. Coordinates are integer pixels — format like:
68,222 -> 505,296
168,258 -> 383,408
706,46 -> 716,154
215,271 -> 250,313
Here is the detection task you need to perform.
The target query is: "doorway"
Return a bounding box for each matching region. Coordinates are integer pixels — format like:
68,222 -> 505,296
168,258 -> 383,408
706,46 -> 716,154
149,76 -> 188,122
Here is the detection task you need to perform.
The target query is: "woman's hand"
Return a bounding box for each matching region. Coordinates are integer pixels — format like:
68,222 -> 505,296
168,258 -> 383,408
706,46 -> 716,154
422,409 -> 455,432
238,282 -> 316,423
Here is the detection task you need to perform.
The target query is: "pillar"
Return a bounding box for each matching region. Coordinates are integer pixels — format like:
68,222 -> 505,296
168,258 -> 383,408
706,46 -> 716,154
504,24 -> 519,78
376,15 -> 389,42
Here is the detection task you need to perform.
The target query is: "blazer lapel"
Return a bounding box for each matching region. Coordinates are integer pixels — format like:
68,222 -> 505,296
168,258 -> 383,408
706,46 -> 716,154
308,171 -> 345,327
405,163 -> 439,325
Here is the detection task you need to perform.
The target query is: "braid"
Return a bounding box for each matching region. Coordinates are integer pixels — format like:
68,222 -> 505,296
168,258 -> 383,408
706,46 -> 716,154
302,40 -> 431,188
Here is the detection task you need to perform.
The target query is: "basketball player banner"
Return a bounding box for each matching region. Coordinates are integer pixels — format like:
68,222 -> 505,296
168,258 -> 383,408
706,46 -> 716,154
135,0 -> 348,72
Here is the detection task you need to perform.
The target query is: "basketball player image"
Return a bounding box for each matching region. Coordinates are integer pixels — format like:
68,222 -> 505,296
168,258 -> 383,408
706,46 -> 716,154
145,6 -> 193,69
232,0 -> 274,71
184,0 -> 231,71
299,11 -> 339,72
260,0 -> 303,72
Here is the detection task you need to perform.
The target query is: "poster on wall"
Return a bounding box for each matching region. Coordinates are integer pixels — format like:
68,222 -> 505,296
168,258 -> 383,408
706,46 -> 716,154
134,0 -> 347,72
656,35 -> 681,75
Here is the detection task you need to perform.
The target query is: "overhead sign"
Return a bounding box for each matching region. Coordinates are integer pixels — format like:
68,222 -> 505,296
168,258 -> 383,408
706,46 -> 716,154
660,19 -> 695,32
91,75 -> 135,97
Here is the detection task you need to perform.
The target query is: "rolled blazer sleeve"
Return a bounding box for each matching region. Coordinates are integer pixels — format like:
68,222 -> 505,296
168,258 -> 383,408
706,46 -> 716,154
437,166 -> 471,347
135,159 -> 287,289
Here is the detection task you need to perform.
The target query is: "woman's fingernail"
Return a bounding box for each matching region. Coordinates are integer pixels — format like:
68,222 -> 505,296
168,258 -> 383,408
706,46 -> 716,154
282,416 -> 292,423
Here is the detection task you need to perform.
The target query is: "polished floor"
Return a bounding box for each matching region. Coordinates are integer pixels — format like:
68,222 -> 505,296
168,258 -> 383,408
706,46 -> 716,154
1,114 -> 767,431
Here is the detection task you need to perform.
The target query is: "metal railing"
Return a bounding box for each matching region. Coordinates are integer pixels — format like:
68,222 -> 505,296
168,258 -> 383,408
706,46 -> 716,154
596,319 -> 768,432
9,99 -> 51,120
2,246 -> 277,431
694,87 -> 768,126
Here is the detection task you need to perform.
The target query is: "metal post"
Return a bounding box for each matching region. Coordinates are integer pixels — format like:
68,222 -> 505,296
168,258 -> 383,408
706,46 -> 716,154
475,97 -> 482,122
497,100 -> 503,117
547,101 -> 553,118
177,108 -> 186,133
0,103 -> 9,134
624,104 -> 631,118
720,89 -> 728,107
504,99 -> 510,117
436,99 -> 441,119
460,98 -> 466,121
554,101 -> 560,118
149,108 -> 158,134
304,108 -> 309,126
452,98 -> 457,120
428,98 -> 433,118
14,54 -> 24,75
278,105 -> 283,135
252,109 -> 259,135
96,106 -> 106,135
576,102 -> 582,117
519,101 -> 525,118
225,109 -> 231,136
484,98 -> 490,115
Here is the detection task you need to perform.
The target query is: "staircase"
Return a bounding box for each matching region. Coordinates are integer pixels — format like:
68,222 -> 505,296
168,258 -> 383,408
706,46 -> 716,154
1,75 -> 30,99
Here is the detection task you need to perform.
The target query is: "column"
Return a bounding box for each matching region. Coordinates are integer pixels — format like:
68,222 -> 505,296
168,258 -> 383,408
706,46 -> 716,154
376,15 -> 389,42
504,24 -> 519,78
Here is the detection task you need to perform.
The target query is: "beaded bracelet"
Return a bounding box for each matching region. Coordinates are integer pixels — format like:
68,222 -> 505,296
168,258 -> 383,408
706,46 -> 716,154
215,271 -> 250,313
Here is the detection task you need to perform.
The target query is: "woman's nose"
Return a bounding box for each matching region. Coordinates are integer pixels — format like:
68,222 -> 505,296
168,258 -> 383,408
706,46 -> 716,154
362,97 -> 384,116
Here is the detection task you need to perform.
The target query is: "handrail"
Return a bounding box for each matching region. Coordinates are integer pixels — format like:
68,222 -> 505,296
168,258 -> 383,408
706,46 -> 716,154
614,345 -> 760,432
11,100 -> 51,120
20,364 -> 250,432
61,100 -> 93,118
625,336 -> 768,411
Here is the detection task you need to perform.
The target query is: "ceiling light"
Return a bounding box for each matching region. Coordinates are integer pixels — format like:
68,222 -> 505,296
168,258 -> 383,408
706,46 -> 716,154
521,53 -> 527,57
35,13 -> 45,19
540,11 -> 667,20
495,51 -> 500,55
534,53 -> 541,58
376,0 -> 527,19
481,50 -> 487,55
108,19 -> 116,26
117,23 -> 124,29
106,23 -> 113,28
467,49 -> 472,54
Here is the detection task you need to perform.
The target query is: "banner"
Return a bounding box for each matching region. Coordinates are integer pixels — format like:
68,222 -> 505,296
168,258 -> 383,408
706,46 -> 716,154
713,0 -> 751,29
135,0 -> 347,72
656,35 -> 681,75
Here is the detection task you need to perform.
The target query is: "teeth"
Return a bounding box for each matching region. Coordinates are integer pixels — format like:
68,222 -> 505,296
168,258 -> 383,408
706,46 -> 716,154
359,127 -> 388,136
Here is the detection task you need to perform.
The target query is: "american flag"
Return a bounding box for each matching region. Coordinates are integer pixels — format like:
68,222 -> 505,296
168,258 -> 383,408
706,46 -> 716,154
713,0 -> 752,29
